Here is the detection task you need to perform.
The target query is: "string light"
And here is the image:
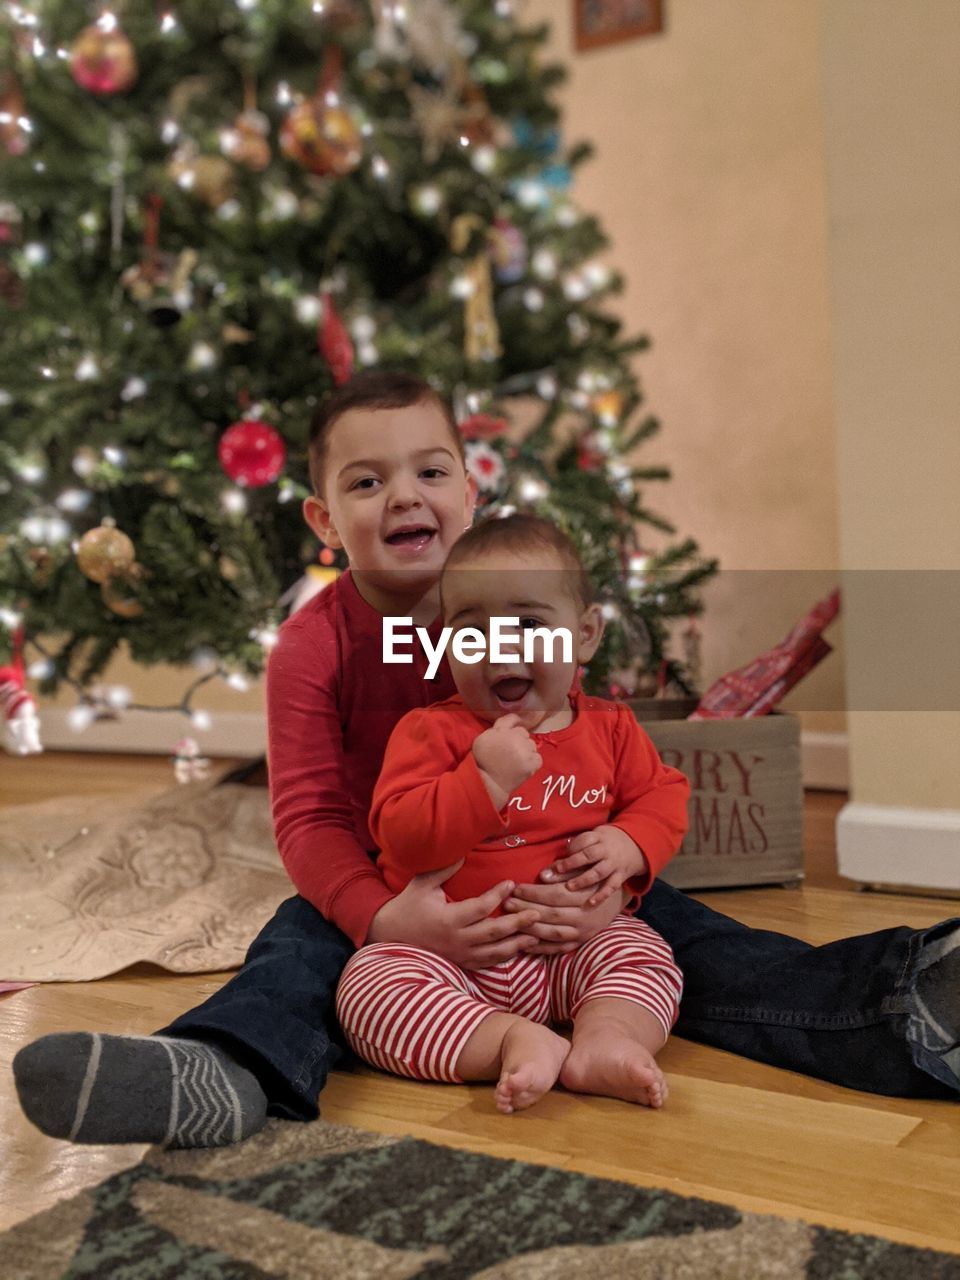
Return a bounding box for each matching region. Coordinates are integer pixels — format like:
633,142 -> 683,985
97,11 -> 119,34
519,476 -> 548,502
226,672 -> 250,692
188,341 -> 217,371
191,708 -> 212,730
160,11 -> 179,34
105,685 -> 132,710
275,81 -> 293,106
471,146 -> 497,174
15,455 -> 46,483
21,513 -> 71,543
74,354 -> 100,381
536,374 -> 558,399
68,704 -> 96,733
350,314 -> 376,341
357,342 -> 378,365
120,376 -> 147,401
522,287 -> 544,312
371,155 -> 390,180
161,118 -> 179,144
23,243 -> 48,267
0,608 -> 24,630
563,274 -> 589,302
221,488 -> 247,515
412,185 -> 441,216
295,295 -> 322,323
27,659 -> 55,680
102,445 -> 126,465
251,625 -> 279,649
56,489 -> 91,513
532,249 -> 557,279
450,274 -> 474,299
72,448 -> 97,477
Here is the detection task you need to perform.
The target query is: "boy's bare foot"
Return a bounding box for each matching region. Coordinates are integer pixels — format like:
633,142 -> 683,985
494,1021 -> 570,1114
560,1036 -> 667,1108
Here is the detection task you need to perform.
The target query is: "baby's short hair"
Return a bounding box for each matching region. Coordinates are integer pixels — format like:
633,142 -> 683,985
444,513 -> 593,610
308,370 -> 464,495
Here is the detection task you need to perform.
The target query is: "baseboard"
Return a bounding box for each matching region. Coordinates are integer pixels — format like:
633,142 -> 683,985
39,711 -> 850,789
800,731 -> 849,791
38,708 -> 267,758
838,801 -> 960,891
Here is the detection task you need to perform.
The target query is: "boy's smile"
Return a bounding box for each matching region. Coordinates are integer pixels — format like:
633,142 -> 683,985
303,401 -> 476,620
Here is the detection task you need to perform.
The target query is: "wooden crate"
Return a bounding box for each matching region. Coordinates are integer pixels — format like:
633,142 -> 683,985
628,698 -> 804,890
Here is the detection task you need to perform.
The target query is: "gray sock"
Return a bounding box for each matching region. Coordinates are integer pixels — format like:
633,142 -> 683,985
13,1032 -> 268,1148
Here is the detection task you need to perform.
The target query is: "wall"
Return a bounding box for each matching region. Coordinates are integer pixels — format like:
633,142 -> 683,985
820,0 -> 960,883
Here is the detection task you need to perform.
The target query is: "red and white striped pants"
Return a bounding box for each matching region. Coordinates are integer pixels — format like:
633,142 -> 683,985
336,914 -> 682,1083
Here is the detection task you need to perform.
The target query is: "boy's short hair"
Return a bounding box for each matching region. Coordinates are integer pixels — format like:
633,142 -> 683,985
308,370 -> 465,495
443,513 -> 594,610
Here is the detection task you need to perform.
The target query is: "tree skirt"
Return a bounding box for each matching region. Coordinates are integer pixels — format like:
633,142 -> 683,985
2,1118 -> 958,1278
0,780 -> 288,982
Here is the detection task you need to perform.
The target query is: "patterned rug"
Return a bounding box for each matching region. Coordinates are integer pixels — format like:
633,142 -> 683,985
3,1119 -> 958,1278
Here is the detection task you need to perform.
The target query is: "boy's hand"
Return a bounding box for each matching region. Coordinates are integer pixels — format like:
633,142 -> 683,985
539,826 -> 647,906
502,882 -> 629,954
472,713 -> 542,808
366,861 -> 542,969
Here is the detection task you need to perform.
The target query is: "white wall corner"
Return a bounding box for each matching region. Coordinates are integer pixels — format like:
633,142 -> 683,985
838,802 -> 960,892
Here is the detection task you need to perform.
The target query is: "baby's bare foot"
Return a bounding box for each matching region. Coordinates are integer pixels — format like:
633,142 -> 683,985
560,1034 -> 668,1109
494,1021 -> 570,1115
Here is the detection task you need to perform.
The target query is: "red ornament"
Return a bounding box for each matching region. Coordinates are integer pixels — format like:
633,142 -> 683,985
70,20 -> 138,96
459,412 -> 509,442
318,292 -> 354,385
218,420 -> 286,487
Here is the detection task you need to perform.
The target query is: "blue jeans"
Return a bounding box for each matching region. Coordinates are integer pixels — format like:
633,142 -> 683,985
160,882 -> 959,1120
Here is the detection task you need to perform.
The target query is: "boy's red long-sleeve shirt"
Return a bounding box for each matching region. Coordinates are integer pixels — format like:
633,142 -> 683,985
266,570 -> 456,948
372,692 -> 690,904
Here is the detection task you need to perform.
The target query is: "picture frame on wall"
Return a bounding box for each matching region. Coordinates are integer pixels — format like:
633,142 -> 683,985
574,0 -> 664,52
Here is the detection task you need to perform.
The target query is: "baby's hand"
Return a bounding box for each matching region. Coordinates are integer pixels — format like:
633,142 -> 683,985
540,825 -> 646,907
473,713 -> 542,804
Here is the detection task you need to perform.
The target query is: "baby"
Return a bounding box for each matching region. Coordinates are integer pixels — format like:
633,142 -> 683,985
336,513 -> 689,1113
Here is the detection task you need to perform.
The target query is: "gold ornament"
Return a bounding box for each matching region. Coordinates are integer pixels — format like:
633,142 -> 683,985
280,96 -> 362,177
76,524 -> 136,584
452,214 -> 502,364
592,390 -> 624,423
101,565 -> 145,618
169,146 -> 235,208
221,108 -> 271,172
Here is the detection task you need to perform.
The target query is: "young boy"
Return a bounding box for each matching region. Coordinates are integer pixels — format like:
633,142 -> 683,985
14,370 -> 960,1150
337,515 -> 687,1112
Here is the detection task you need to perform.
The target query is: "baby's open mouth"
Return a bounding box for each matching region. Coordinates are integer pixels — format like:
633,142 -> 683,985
492,677 -> 533,704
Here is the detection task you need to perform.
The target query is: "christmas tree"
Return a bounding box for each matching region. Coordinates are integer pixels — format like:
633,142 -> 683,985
0,0 -> 716,740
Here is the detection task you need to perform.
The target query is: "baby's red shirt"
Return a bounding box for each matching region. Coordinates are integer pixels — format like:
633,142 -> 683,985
371,691 -> 690,904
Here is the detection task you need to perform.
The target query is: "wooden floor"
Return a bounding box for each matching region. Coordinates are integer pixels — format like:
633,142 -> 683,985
1,753 -> 959,1255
